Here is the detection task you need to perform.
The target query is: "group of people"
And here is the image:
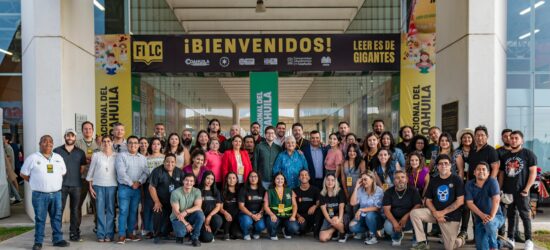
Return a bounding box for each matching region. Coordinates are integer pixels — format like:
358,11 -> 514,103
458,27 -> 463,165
21,119 -> 538,250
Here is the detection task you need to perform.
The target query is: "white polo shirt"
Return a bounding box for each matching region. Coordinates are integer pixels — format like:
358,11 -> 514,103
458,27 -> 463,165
20,152 -> 67,193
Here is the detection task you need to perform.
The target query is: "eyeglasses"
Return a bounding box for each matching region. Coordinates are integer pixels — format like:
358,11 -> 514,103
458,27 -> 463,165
127,142 -> 139,145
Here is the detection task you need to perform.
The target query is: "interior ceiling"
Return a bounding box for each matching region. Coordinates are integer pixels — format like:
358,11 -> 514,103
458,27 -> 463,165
165,0 -> 365,34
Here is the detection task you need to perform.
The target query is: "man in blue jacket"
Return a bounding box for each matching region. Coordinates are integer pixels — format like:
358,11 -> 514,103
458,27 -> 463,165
302,130 -> 328,189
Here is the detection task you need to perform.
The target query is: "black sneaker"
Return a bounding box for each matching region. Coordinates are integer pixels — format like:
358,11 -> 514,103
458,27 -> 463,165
176,237 -> 184,244
53,240 -> 70,247
32,243 -> 42,250
223,234 -> 230,241
192,239 -> 201,247
70,235 -> 83,242
153,237 -> 161,244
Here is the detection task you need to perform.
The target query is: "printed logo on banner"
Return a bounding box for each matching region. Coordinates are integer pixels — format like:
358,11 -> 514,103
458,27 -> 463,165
239,58 -> 255,66
219,57 -> 230,67
185,58 -> 210,66
264,58 -> 278,65
133,41 -> 163,65
287,57 -> 312,66
321,56 -> 332,66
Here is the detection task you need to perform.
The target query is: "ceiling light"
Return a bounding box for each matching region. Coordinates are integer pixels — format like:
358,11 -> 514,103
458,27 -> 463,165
519,1 -> 544,15
256,0 -> 266,13
0,48 -> 13,56
94,0 -> 105,11
519,29 -> 540,40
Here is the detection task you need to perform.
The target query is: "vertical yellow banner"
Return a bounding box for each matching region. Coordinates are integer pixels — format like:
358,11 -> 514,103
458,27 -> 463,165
95,35 -> 133,136
400,0 -> 436,136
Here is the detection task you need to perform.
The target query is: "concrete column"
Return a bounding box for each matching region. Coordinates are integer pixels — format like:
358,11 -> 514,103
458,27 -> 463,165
436,0 -> 506,144
232,104 -> 239,125
22,0 -> 95,219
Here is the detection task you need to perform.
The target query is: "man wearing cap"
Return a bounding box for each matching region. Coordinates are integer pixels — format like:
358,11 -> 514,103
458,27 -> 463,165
21,135 -> 70,250
54,129 -> 87,242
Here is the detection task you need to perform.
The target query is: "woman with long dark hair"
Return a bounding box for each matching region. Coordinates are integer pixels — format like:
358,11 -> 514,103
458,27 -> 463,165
263,172 -> 299,240
199,171 -> 223,243
220,172 -> 242,240
238,171 -> 266,240
164,133 -> 190,168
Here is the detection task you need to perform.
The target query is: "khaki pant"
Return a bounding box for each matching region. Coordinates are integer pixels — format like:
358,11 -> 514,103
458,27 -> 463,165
410,208 -> 465,249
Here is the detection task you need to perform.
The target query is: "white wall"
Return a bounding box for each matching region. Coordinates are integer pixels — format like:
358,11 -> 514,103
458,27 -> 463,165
22,0 -> 95,219
436,0 -> 506,144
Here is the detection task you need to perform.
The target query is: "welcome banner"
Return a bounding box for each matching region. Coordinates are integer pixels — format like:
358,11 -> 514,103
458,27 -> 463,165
131,34 -> 399,73
95,35 -> 133,136
250,72 -> 279,133
399,0 -> 436,136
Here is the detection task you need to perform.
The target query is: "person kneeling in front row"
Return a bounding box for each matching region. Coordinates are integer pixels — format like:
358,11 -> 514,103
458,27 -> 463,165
170,173 -> 205,247
349,171 -> 384,245
263,172 -> 300,240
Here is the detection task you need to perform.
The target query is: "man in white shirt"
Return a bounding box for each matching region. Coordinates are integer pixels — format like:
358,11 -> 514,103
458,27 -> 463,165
20,135 -> 70,250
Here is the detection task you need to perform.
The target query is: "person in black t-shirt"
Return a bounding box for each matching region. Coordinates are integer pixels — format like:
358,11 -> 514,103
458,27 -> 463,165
396,125 -> 414,156
467,125 -> 500,179
199,171 -> 223,243
498,131 -> 537,249
410,154 -> 465,250
238,171 -> 266,240
496,129 -> 512,159
383,170 -> 421,246
220,172 -> 242,240
293,169 -> 321,237
318,174 -> 348,243
149,154 -> 186,243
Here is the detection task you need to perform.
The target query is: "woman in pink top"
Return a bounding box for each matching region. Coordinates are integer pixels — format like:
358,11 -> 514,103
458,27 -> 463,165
205,137 -> 223,190
324,133 -> 344,178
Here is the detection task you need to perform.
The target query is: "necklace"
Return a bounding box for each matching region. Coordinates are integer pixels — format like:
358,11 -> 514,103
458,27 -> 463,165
395,187 -> 407,199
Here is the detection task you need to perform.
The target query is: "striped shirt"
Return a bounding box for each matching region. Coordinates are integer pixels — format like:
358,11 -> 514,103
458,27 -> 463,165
115,152 -> 148,186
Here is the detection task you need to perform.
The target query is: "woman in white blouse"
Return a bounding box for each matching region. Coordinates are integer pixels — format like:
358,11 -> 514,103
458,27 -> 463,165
86,135 -> 118,242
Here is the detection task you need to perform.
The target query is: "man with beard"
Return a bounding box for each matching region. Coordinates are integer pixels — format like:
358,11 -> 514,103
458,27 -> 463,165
243,135 -> 256,163
274,122 -> 287,147
151,123 -> 167,148
495,128 -> 519,239
427,126 -> 441,159
338,121 -> 350,154
372,119 -> 385,137
220,124 -> 241,153
54,129 -> 87,242
466,162 -> 508,250
498,130 -> 537,250
496,129 -> 512,158
250,122 -> 264,145
396,126 -> 414,155
292,122 -> 310,151
181,129 -> 193,150
410,154 -> 465,250
383,170 -> 422,246
21,135 -> 70,250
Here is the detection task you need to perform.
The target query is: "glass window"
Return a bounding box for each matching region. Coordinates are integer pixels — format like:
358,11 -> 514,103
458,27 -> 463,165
507,0 -> 532,72
535,0 -> 550,70
534,107 -> 550,170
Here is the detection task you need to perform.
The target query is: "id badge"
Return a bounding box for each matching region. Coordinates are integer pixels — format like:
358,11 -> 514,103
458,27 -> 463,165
346,176 -> 353,187
47,164 -> 54,173
328,207 -> 334,217
87,148 -> 93,155
278,204 -> 285,214
238,167 -> 244,175
382,183 -> 389,191
169,184 -> 175,193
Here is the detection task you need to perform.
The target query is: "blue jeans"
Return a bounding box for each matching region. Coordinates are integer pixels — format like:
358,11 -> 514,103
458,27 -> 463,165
94,185 -> 117,240
32,191 -> 64,244
475,214 -> 505,250
264,216 -> 300,237
171,211 -> 205,240
384,219 -> 413,241
142,184 -> 153,232
118,184 -> 141,237
239,213 -> 266,236
349,211 -> 383,234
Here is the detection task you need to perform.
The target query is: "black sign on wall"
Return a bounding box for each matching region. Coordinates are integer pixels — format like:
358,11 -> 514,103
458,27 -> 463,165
442,101 -> 459,141
131,34 -> 400,73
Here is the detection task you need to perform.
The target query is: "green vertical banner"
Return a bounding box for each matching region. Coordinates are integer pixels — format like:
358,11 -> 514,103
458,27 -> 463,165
250,72 -> 279,134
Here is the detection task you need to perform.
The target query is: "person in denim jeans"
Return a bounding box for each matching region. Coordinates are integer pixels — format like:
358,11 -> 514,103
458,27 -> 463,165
115,136 -> 148,244
263,172 -> 300,240
238,171 -> 266,240
170,173 -> 204,247
467,162 -> 508,250
20,135 -> 70,250
349,171 -> 384,245
87,136 -> 118,242
382,170 -> 422,246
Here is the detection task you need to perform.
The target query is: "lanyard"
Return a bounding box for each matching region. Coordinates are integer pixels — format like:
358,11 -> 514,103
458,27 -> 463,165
41,153 -> 52,162
413,168 -> 420,188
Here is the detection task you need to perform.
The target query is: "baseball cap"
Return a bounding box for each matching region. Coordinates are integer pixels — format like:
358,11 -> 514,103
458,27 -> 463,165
65,128 -> 77,136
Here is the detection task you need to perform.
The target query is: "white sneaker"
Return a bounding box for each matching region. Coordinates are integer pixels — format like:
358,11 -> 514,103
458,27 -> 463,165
338,234 -> 348,243
364,235 -> 378,245
243,235 -> 251,241
282,228 -> 292,239
525,239 -> 534,250
252,234 -> 260,240
270,236 -> 279,240
392,238 -> 402,246
509,239 -> 515,248
353,233 -> 364,240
